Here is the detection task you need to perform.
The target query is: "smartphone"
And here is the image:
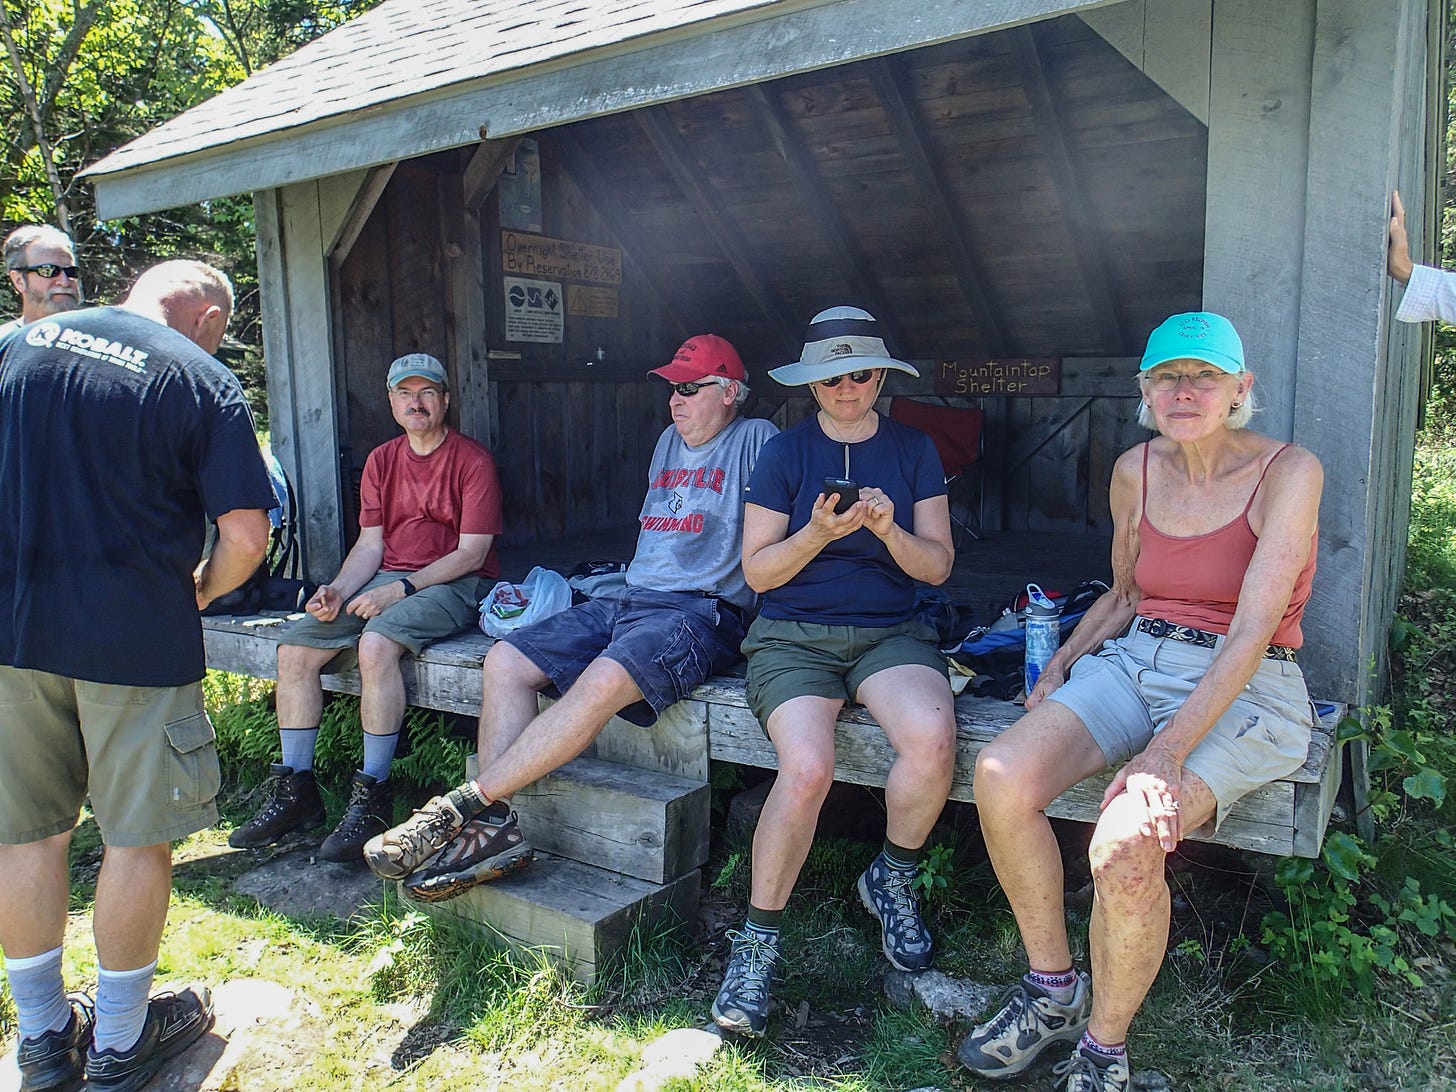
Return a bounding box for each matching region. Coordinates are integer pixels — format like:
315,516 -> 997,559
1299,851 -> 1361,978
823,477 -> 860,515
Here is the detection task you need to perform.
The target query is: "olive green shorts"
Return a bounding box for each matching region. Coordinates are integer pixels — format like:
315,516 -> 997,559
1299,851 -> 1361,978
0,667 -> 218,847
742,615 -> 946,729
279,570 -> 486,670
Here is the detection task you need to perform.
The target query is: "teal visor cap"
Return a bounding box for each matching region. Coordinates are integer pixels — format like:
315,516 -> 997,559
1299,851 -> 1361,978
1140,312 -> 1245,373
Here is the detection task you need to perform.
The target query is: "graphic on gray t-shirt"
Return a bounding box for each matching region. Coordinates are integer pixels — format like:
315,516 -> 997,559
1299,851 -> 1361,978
626,415 -> 777,609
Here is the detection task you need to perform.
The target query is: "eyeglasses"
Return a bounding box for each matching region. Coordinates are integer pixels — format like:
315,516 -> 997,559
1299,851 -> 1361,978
817,369 -> 877,388
390,386 -> 444,400
11,264 -> 79,279
1144,369 -> 1232,392
671,380 -> 726,397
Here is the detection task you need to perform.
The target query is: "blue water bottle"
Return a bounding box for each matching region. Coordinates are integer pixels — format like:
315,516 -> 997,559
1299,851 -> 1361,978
1023,583 -> 1060,697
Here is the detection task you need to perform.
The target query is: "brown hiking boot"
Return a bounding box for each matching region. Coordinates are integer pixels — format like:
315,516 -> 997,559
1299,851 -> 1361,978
227,765 -> 326,849
402,811 -> 533,902
319,771 -> 391,863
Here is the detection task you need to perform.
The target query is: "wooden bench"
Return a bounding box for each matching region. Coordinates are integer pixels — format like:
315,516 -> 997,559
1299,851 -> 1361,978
203,614 -> 1342,858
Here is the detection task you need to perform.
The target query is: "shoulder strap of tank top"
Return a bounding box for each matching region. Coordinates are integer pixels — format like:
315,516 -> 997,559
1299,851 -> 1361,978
1140,440 -> 1152,508
1244,443 -> 1292,515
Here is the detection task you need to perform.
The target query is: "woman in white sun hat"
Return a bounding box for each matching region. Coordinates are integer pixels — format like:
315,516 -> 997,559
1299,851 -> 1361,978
711,306 -> 957,1038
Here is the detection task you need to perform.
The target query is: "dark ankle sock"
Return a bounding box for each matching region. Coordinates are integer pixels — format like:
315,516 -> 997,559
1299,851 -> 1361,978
881,838 -> 923,871
745,905 -> 783,935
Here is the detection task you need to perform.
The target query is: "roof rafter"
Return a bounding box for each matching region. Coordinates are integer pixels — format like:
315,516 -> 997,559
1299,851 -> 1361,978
1011,24 -> 1131,355
637,105 -> 800,352
866,56 -> 1011,356
743,83 -> 908,351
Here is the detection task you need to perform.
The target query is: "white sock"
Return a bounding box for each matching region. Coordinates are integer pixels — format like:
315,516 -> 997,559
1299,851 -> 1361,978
4,946 -> 71,1039
92,961 -> 157,1055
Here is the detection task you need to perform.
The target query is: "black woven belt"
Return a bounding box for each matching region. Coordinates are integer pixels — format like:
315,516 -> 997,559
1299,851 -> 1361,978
1136,616 -> 1297,663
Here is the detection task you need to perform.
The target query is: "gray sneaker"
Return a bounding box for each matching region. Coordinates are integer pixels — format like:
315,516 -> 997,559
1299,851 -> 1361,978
1052,1046 -> 1130,1092
856,855 -> 933,971
956,972 -> 1092,1079
711,928 -> 779,1037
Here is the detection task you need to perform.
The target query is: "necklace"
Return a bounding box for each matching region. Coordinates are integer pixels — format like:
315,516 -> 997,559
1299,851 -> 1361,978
818,410 -> 877,478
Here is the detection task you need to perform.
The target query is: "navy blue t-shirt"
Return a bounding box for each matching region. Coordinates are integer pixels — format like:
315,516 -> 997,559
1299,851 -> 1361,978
745,413 -> 946,626
0,307 -> 276,686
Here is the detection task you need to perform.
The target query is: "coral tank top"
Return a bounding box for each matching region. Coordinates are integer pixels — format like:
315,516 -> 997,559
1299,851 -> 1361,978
1134,442 -> 1316,648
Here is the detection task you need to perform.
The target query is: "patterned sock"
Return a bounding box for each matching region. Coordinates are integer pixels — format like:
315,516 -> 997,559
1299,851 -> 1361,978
881,839 -> 922,873
361,731 -> 400,782
1079,1030 -> 1127,1066
278,727 -> 318,773
443,780 -> 493,822
1026,967 -> 1078,1004
93,960 -> 157,1055
5,947 -> 71,1039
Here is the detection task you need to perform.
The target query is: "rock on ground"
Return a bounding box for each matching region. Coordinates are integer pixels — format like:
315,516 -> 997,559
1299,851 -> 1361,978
883,969 -> 997,1022
232,846 -> 389,921
615,1025 -> 725,1091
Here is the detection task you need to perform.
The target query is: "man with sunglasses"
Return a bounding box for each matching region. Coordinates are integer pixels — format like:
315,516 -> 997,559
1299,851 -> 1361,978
362,334 -> 777,901
229,353 -> 503,865
1,224 -> 83,337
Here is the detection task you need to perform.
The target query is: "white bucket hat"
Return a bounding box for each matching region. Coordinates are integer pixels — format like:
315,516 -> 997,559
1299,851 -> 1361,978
768,305 -> 919,386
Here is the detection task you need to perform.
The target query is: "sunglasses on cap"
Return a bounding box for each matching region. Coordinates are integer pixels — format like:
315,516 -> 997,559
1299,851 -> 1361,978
816,369 -> 877,388
671,379 -> 727,397
12,264 -> 79,279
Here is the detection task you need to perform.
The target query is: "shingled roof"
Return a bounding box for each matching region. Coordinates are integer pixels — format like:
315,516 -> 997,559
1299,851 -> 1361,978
87,0 -> 784,178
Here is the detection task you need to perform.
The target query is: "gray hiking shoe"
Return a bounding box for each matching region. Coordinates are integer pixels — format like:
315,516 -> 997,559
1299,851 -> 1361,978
364,788 -> 474,880
401,810 -> 533,902
1052,1045 -> 1130,1092
711,928 -> 779,1037
17,992 -> 92,1092
856,854 -> 933,971
957,972 -> 1092,1079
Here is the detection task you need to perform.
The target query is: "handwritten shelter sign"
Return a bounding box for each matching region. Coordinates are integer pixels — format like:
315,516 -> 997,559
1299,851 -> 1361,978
935,357 -> 1060,396
501,232 -> 622,285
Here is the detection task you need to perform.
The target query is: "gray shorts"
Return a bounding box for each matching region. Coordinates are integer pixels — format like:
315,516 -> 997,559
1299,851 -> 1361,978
0,668 -> 217,847
1048,623 -> 1314,828
280,570 -> 485,668
742,615 -> 947,728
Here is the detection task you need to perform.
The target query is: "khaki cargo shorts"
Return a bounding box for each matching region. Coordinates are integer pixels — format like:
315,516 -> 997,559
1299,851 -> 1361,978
0,667 -> 218,847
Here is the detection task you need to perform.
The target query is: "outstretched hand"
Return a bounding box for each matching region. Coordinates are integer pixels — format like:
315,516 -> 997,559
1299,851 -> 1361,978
1389,190 -> 1413,285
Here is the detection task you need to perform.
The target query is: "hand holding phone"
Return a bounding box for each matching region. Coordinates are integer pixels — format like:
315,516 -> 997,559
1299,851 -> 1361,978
823,477 -> 860,515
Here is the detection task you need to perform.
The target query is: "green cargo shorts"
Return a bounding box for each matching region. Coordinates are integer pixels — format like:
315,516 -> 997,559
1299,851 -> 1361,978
279,570 -> 486,670
0,667 -> 218,847
742,615 -> 946,729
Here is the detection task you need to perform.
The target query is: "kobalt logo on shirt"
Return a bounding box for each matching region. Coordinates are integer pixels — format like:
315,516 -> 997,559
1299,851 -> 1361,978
26,322 -> 149,373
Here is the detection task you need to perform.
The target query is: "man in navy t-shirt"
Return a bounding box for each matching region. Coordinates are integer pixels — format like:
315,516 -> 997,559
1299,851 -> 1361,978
0,261 -> 274,1090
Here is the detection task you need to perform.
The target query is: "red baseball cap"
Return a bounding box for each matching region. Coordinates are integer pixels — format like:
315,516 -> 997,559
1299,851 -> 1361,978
648,334 -> 747,383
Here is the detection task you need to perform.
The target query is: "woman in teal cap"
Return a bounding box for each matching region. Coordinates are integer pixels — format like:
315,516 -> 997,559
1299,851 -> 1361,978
957,312 -> 1323,1092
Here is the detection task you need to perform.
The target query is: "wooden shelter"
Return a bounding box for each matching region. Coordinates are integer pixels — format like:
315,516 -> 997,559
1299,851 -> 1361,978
79,0 -> 1443,977
85,0 -> 1442,713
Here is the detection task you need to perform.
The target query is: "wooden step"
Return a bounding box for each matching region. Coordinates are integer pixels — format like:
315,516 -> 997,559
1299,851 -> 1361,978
465,754 -> 709,883
406,853 -> 700,984
514,756 -> 709,884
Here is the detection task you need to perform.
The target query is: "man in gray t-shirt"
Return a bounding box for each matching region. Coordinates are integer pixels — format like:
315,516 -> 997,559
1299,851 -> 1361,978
363,335 -> 776,900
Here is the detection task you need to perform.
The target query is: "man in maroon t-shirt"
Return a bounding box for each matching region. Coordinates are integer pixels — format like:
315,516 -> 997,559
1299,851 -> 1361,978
230,353 -> 502,862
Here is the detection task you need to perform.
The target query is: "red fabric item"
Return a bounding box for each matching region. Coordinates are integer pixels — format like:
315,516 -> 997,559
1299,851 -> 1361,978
887,399 -> 984,476
359,430 -> 503,579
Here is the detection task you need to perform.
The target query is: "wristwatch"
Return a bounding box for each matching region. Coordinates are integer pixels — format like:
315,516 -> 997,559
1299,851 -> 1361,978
399,578 -> 417,596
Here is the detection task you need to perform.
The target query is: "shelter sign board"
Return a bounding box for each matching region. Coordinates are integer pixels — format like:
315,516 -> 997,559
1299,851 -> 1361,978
501,232 -> 622,285
935,358 -> 1060,396
504,277 -> 563,343
567,285 -> 618,318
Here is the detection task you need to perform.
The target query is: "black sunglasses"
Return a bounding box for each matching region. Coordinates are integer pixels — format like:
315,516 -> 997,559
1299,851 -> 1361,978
817,369 -> 877,388
672,380 -> 723,397
12,264 -> 79,279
